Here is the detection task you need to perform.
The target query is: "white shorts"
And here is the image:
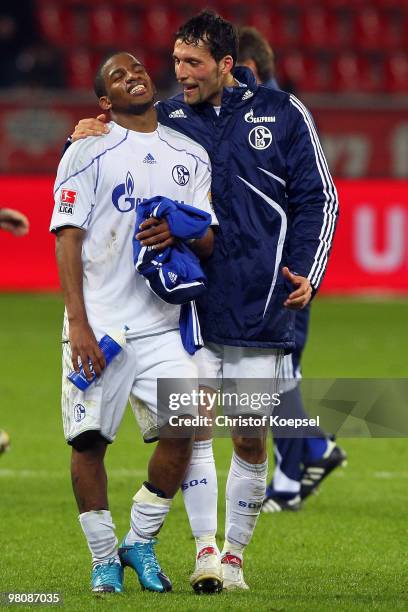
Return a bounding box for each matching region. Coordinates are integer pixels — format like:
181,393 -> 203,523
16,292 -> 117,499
61,330 -> 198,444
193,342 -> 283,382
279,353 -> 301,394
193,342 -> 284,416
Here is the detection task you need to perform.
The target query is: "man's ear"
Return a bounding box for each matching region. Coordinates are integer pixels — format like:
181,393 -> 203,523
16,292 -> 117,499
152,82 -> 159,104
220,55 -> 234,76
99,96 -> 112,111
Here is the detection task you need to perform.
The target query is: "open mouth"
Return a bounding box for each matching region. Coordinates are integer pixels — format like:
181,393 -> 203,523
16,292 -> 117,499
129,84 -> 147,96
183,84 -> 198,95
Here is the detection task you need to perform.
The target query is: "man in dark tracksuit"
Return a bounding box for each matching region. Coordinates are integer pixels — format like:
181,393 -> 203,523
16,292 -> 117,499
68,10 -> 339,594
161,11 -> 338,591
237,26 -> 347,514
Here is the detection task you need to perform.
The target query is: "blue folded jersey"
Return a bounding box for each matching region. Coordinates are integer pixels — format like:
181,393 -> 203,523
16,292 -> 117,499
146,197 -> 211,240
138,196 -> 211,240
144,247 -> 207,306
134,196 -> 211,305
133,196 -> 211,354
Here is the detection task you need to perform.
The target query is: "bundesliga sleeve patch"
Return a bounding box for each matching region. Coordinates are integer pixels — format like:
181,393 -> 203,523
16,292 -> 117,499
59,188 -> 77,214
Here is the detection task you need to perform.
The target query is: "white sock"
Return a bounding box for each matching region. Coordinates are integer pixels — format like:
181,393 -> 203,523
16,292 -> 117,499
223,452 -> 268,557
222,539 -> 246,561
181,440 -> 218,551
125,484 -> 172,545
323,439 -> 336,458
195,534 -> 218,555
79,510 -> 119,567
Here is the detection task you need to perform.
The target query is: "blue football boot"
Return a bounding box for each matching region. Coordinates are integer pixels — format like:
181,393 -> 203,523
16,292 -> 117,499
91,558 -> 124,594
119,538 -> 172,592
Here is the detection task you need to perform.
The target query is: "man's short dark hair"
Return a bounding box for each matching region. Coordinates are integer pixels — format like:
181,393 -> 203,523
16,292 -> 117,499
93,51 -> 126,98
94,60 -> 107,98
237,26 -> 275,84
175,9 -> 238,66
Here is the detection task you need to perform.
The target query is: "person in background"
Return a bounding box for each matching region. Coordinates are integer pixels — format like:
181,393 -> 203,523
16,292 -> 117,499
237,26 -> 279,91
0,207 -> 29,236
0,207 -> 29,455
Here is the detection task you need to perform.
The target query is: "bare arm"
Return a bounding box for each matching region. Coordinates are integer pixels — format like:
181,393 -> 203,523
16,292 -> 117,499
0,208 -> 29,236
136,219 -> 214,259
189,227 -> 214,259
56,227 -> 105,379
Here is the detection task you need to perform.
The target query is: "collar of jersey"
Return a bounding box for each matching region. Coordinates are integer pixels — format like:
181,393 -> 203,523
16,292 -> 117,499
109,120 -> 159,139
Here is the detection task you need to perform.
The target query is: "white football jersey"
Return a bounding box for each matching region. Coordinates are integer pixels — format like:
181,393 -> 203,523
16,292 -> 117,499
50,121 -> 215,338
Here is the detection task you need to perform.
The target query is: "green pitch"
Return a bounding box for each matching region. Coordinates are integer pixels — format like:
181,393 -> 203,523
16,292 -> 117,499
0,294 -> 407,611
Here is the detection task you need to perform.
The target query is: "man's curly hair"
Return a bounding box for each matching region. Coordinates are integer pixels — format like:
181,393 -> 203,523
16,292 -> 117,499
175,9 -> 238,66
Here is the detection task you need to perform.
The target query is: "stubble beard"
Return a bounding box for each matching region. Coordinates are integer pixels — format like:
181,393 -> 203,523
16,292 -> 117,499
128,99 -> 155,115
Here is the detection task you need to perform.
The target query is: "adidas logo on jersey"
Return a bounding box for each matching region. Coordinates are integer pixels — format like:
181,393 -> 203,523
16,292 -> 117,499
242,90 -> 254,101
168,271 -> 178,284
143,153 -> 156,164
169,109 -> 187,118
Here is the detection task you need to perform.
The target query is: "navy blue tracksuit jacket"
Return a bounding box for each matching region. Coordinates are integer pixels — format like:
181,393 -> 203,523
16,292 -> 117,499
157,67 -> 338,351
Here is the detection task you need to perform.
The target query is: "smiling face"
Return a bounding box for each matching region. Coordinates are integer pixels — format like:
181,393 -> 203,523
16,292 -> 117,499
99,53 -> 155,114
173,39 -> 234,107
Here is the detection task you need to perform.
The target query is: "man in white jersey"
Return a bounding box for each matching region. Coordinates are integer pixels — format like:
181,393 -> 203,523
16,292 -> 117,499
50,52 -> 216,595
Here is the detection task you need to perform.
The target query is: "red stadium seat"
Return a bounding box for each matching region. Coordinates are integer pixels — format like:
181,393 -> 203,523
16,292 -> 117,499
88,6 -> 120,48
89,4 -> 115,47
384,52 -> 408,93
279,52 -> 328,93
97,0 -> 142,5
142,7 -> 181,51
37,4 -> 75,46
248,9 -> 297,49
66,49 -> 98,90
373,0 -> 407,9
300,6 -> 350,50
218,7 -> 251,27
143,52 -> 167,82
267,0 -> 310,8
403,12 -> 408,52
330,52 -> 379,92
63,0 -> 107,5
324,0 -> 366,7
210,0 -> 252,8
120,11 -> 144,48
353,6 -> 398,51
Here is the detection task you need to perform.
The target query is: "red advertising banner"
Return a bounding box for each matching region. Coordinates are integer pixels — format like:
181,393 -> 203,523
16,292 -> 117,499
315,107 -> 408,179
0,176 -> 57,290
0,102 -> 88,175
0,177 -> 407,294
321,179 -> 408,294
